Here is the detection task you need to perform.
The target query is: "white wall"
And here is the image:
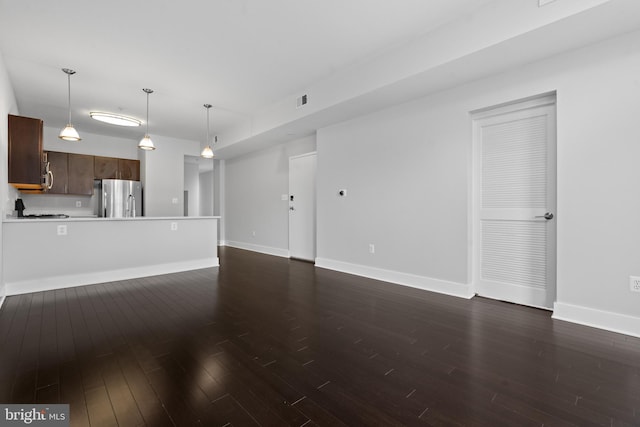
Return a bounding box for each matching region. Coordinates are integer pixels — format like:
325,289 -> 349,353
42,126 -> 139,159
317,100 -> 469,287
141,135 -> 200,217
316,29 -> 640,336
225,135 -> 316,255
0,52 -> 18,306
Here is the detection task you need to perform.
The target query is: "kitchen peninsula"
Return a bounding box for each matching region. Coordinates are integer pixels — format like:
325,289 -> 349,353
3,216 -> 219,295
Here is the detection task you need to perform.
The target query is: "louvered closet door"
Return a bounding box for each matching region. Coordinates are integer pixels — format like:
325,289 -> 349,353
474,98 -> 556,309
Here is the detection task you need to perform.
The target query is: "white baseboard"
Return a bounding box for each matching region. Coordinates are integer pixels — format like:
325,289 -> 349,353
5,258 -> 219,296
315,257 -> 474,299
0,294 -> 5,311
224,241 -> 290,258
553,302 -> 640,338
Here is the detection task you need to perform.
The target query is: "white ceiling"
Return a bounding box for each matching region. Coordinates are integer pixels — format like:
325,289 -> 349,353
2,0 -> 640,158
0,0 -> 495,144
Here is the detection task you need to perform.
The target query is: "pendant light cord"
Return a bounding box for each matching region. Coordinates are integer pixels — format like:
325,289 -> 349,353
62,68 -> 76,125
67,72 -> 72,124
206,105 -> 210,144
146,91 -> 150,135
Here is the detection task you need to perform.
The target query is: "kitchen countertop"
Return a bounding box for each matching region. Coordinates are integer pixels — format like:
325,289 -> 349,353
3,216 -> 221,223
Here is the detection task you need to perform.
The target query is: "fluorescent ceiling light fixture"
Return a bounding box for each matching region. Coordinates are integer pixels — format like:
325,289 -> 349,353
90,112 -> 141,127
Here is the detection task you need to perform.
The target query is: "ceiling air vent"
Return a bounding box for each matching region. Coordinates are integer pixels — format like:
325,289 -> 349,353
296,94 -> 308,108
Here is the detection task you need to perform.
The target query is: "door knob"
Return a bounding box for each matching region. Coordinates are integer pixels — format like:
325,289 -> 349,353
535,212 -> 554,220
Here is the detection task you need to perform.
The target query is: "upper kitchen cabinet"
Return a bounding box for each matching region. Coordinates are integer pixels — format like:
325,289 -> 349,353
46,151 -> 95,195
69,153 -> 94,194
8,114 -> 44,191
94,156 -> 118,179
45,151 -> 67,194
94,156 -> 140,181
118,158 -> 139,180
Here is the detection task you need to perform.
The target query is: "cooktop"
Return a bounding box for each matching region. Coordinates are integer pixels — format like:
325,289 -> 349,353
20,214 -> 70,219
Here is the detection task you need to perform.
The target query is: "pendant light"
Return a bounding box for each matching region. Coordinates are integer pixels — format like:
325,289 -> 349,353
138,88 -> 155,151
59,68 -> 81,141
200,104 -> 214,159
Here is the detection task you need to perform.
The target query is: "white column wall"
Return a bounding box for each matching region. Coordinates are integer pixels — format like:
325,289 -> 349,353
199,170 -> 214,217
184,161 -> 199,216
141,135 -> 200,217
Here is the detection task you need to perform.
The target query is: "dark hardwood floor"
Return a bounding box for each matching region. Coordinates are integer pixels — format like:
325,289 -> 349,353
0,247 -> 639,426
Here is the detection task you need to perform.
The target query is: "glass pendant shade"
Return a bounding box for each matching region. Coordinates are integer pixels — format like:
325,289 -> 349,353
59,124 -> 81,141
200,145 -> 214,158
138,135 -> 155,151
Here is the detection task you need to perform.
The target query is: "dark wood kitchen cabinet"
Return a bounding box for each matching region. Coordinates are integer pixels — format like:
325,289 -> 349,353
8,114 -> 44,190
118,158 -> 140,180
94,156 -> 140,180
45,151 -> 94,195
94,156 -> 118,179
69,154 -> 95,194
45,151 -> 67,194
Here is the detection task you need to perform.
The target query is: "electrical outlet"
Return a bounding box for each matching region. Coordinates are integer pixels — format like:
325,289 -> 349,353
630,276 -> 640,293
57,225 -> 67,236
369,244 -> 375,254
75,200 -> 82,207
172,198 -> 178,204
170,222 -> 178,231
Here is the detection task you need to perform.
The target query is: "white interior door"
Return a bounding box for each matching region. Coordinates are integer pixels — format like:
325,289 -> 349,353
289,152 -> 317,261
474,95 -> 556,309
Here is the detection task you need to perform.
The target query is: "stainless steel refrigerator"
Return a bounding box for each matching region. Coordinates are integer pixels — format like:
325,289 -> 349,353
95,179 -> 142,218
